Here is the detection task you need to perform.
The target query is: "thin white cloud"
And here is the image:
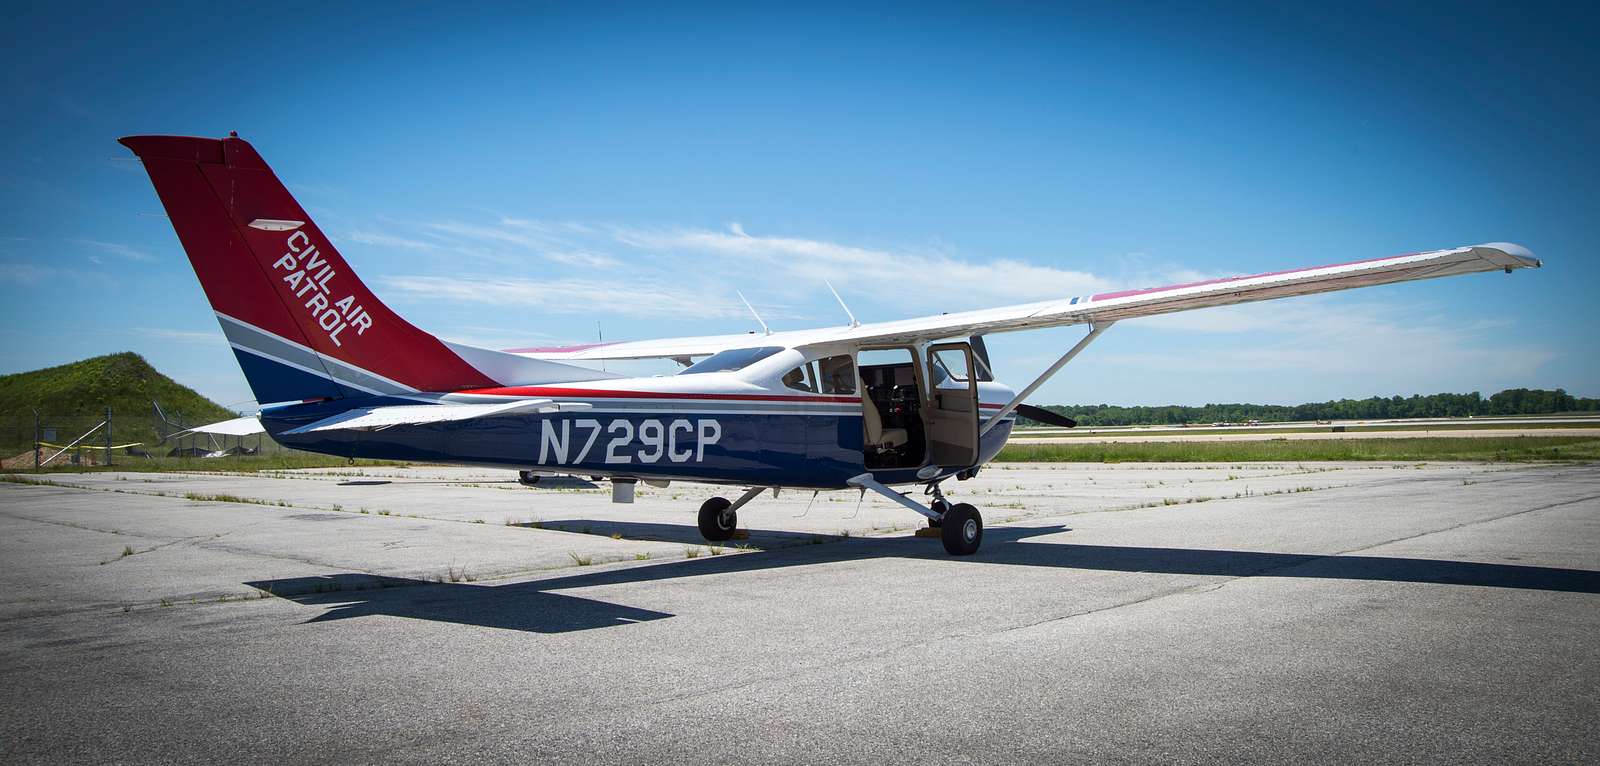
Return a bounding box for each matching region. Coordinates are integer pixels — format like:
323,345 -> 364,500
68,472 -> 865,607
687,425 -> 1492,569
378,275 -> 748,319
70,239 -> 155,262
544,250 -> 621,269
423,221 -> 557,251
606,222 -> 1115,307
345,229 -> 442,251
2,263 -> 55,284
129,327 -> 227,345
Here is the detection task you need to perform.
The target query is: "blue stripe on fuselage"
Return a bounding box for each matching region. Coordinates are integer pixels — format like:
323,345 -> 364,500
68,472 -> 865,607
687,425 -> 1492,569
264,401 -> 1014,489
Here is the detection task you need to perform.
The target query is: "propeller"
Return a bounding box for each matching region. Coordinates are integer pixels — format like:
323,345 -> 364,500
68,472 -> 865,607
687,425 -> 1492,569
969,335 -> 1078,429
1016,404 -> 1077,429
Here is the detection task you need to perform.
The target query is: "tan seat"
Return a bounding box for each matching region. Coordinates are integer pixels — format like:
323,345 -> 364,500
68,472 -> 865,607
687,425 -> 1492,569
860,375 -> 908,450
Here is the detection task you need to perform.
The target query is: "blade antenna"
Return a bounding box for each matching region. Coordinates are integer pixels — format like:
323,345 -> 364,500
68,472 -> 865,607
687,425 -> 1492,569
736,290 -> 771,335
824,279 -> 860,328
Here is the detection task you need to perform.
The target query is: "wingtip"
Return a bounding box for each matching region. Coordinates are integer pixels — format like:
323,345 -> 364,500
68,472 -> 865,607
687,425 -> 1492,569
1474,242 -> 1541,269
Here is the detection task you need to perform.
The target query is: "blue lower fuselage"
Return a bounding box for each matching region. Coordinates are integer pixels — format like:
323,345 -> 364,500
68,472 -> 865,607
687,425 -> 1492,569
263,396 -> 1014,489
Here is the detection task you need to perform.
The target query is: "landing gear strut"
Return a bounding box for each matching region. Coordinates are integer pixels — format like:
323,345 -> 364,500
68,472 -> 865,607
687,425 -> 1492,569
924,483 -> 951,528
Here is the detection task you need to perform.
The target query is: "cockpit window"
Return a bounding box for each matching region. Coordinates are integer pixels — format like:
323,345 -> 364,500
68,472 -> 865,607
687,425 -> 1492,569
782,365 -> 817,393
817,355 -> 855,394
679,346 -> 785,375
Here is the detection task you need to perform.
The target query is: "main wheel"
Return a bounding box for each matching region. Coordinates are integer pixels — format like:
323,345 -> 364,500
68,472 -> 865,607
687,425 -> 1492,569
940,503 -> 983,555
697,496 -> 737,542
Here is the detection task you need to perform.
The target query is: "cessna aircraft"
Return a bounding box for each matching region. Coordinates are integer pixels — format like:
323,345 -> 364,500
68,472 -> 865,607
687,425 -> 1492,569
121,133 -> 1541,555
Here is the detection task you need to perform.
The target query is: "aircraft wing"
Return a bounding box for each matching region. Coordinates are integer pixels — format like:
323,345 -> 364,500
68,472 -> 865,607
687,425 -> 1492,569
499,242 -> 1538,361
811,242 -> 1540,346
283,399 -> 591,434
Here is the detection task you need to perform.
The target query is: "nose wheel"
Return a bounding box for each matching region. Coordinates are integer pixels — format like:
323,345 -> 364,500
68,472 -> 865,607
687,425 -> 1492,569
940,503 -> 983,555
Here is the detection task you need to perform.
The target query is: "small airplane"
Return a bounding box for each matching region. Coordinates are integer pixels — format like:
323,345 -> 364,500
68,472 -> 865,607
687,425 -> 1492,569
120,133 -> 1541,555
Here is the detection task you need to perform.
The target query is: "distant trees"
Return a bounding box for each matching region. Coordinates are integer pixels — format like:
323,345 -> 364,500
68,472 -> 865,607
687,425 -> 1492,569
1023,389 -> 1600,427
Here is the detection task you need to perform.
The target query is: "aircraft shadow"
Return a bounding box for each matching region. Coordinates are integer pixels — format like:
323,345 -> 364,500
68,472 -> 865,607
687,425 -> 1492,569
528,519 -> 839,546
244,574 -> 672,633
246,526 -> 1600,634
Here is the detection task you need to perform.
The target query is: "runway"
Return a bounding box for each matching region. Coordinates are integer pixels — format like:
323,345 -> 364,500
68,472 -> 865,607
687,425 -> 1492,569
2,461 -> 1596,763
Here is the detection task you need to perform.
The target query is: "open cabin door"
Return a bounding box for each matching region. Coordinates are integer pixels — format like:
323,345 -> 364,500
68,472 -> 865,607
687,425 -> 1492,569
925,342 -> 979,467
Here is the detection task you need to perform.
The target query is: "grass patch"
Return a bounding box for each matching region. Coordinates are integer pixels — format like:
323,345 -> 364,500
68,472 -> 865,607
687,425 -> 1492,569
996,436 -> 1600,463
0,474 -> 69,487
183,492 -> 258,505
1011,421 -> 1600,439
5,453 -> 402,474
567,552 -> 593,566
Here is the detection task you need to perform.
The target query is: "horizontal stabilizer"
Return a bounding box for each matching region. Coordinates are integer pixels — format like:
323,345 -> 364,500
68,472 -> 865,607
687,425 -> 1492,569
283,399 -> 591,434
177,415 -> 267,436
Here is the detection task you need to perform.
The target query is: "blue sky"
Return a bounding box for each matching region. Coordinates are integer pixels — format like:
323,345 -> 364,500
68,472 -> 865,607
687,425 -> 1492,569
2,1 -> 1595,410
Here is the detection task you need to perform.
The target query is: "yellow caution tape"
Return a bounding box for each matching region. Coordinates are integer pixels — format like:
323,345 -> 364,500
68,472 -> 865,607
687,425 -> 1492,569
35,442 -> 144,450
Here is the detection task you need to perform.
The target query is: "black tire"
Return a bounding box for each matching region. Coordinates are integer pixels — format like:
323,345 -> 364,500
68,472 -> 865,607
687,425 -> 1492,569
518,470 -> 540,486
940,503 -> 982,555
698,496 -> 737,541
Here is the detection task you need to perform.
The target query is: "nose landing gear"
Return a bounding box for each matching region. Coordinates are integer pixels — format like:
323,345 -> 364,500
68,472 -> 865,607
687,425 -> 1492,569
939,503 -> 982,555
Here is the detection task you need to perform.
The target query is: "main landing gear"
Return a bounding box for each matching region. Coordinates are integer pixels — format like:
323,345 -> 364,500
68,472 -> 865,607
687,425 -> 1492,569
697,479 -> 983,555
845,473 -> 985,555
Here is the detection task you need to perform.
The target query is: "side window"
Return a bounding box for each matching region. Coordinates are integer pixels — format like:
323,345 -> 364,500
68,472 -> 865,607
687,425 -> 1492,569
931,347 -> 970,383
782,363 -> 818,393
817,355 -> 856,394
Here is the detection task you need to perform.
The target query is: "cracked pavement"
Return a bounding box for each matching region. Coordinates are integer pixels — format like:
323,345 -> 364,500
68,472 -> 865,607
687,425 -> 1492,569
1,461 -> 1596,763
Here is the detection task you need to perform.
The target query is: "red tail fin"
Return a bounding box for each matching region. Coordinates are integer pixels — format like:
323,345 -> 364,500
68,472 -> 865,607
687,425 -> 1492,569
121,134 -> 498,403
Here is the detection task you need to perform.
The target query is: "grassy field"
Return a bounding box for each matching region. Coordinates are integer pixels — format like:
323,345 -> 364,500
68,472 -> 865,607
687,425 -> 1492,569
996,436 -> 1600,463
1010,420 -> 1600,438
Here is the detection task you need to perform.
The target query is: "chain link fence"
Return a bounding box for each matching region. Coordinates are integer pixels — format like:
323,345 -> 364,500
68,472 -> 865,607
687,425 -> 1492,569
0,408 -> 286,469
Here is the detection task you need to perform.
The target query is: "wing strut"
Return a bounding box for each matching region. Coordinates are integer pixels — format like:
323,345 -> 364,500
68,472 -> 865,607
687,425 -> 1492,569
980,321 -> 1115,438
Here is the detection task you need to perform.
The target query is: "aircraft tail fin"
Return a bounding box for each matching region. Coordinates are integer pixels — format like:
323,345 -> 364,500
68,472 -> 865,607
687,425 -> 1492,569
120,133 -> 604,403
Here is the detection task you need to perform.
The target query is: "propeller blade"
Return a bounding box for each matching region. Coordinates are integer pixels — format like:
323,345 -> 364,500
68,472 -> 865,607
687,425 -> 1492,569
1016,404 -> 1077,429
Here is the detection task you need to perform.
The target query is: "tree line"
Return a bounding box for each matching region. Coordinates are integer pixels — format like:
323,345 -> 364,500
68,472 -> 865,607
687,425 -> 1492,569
1024,389 -> 1600,427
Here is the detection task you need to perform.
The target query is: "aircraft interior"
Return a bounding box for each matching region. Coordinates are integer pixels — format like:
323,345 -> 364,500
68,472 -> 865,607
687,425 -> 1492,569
859,356 -> 927,469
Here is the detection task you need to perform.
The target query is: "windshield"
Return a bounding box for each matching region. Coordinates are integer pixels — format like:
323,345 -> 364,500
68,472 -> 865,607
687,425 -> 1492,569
679,346 -> 786,375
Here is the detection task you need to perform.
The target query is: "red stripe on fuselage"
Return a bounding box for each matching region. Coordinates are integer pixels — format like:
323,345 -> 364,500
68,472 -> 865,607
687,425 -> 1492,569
457,386 -> 860,404
455,385 -> 1010,408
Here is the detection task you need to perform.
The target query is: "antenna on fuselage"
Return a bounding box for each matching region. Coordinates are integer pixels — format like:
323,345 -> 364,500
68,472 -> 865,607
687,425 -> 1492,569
736,290 -> 771,335
824,279 -> 860,328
